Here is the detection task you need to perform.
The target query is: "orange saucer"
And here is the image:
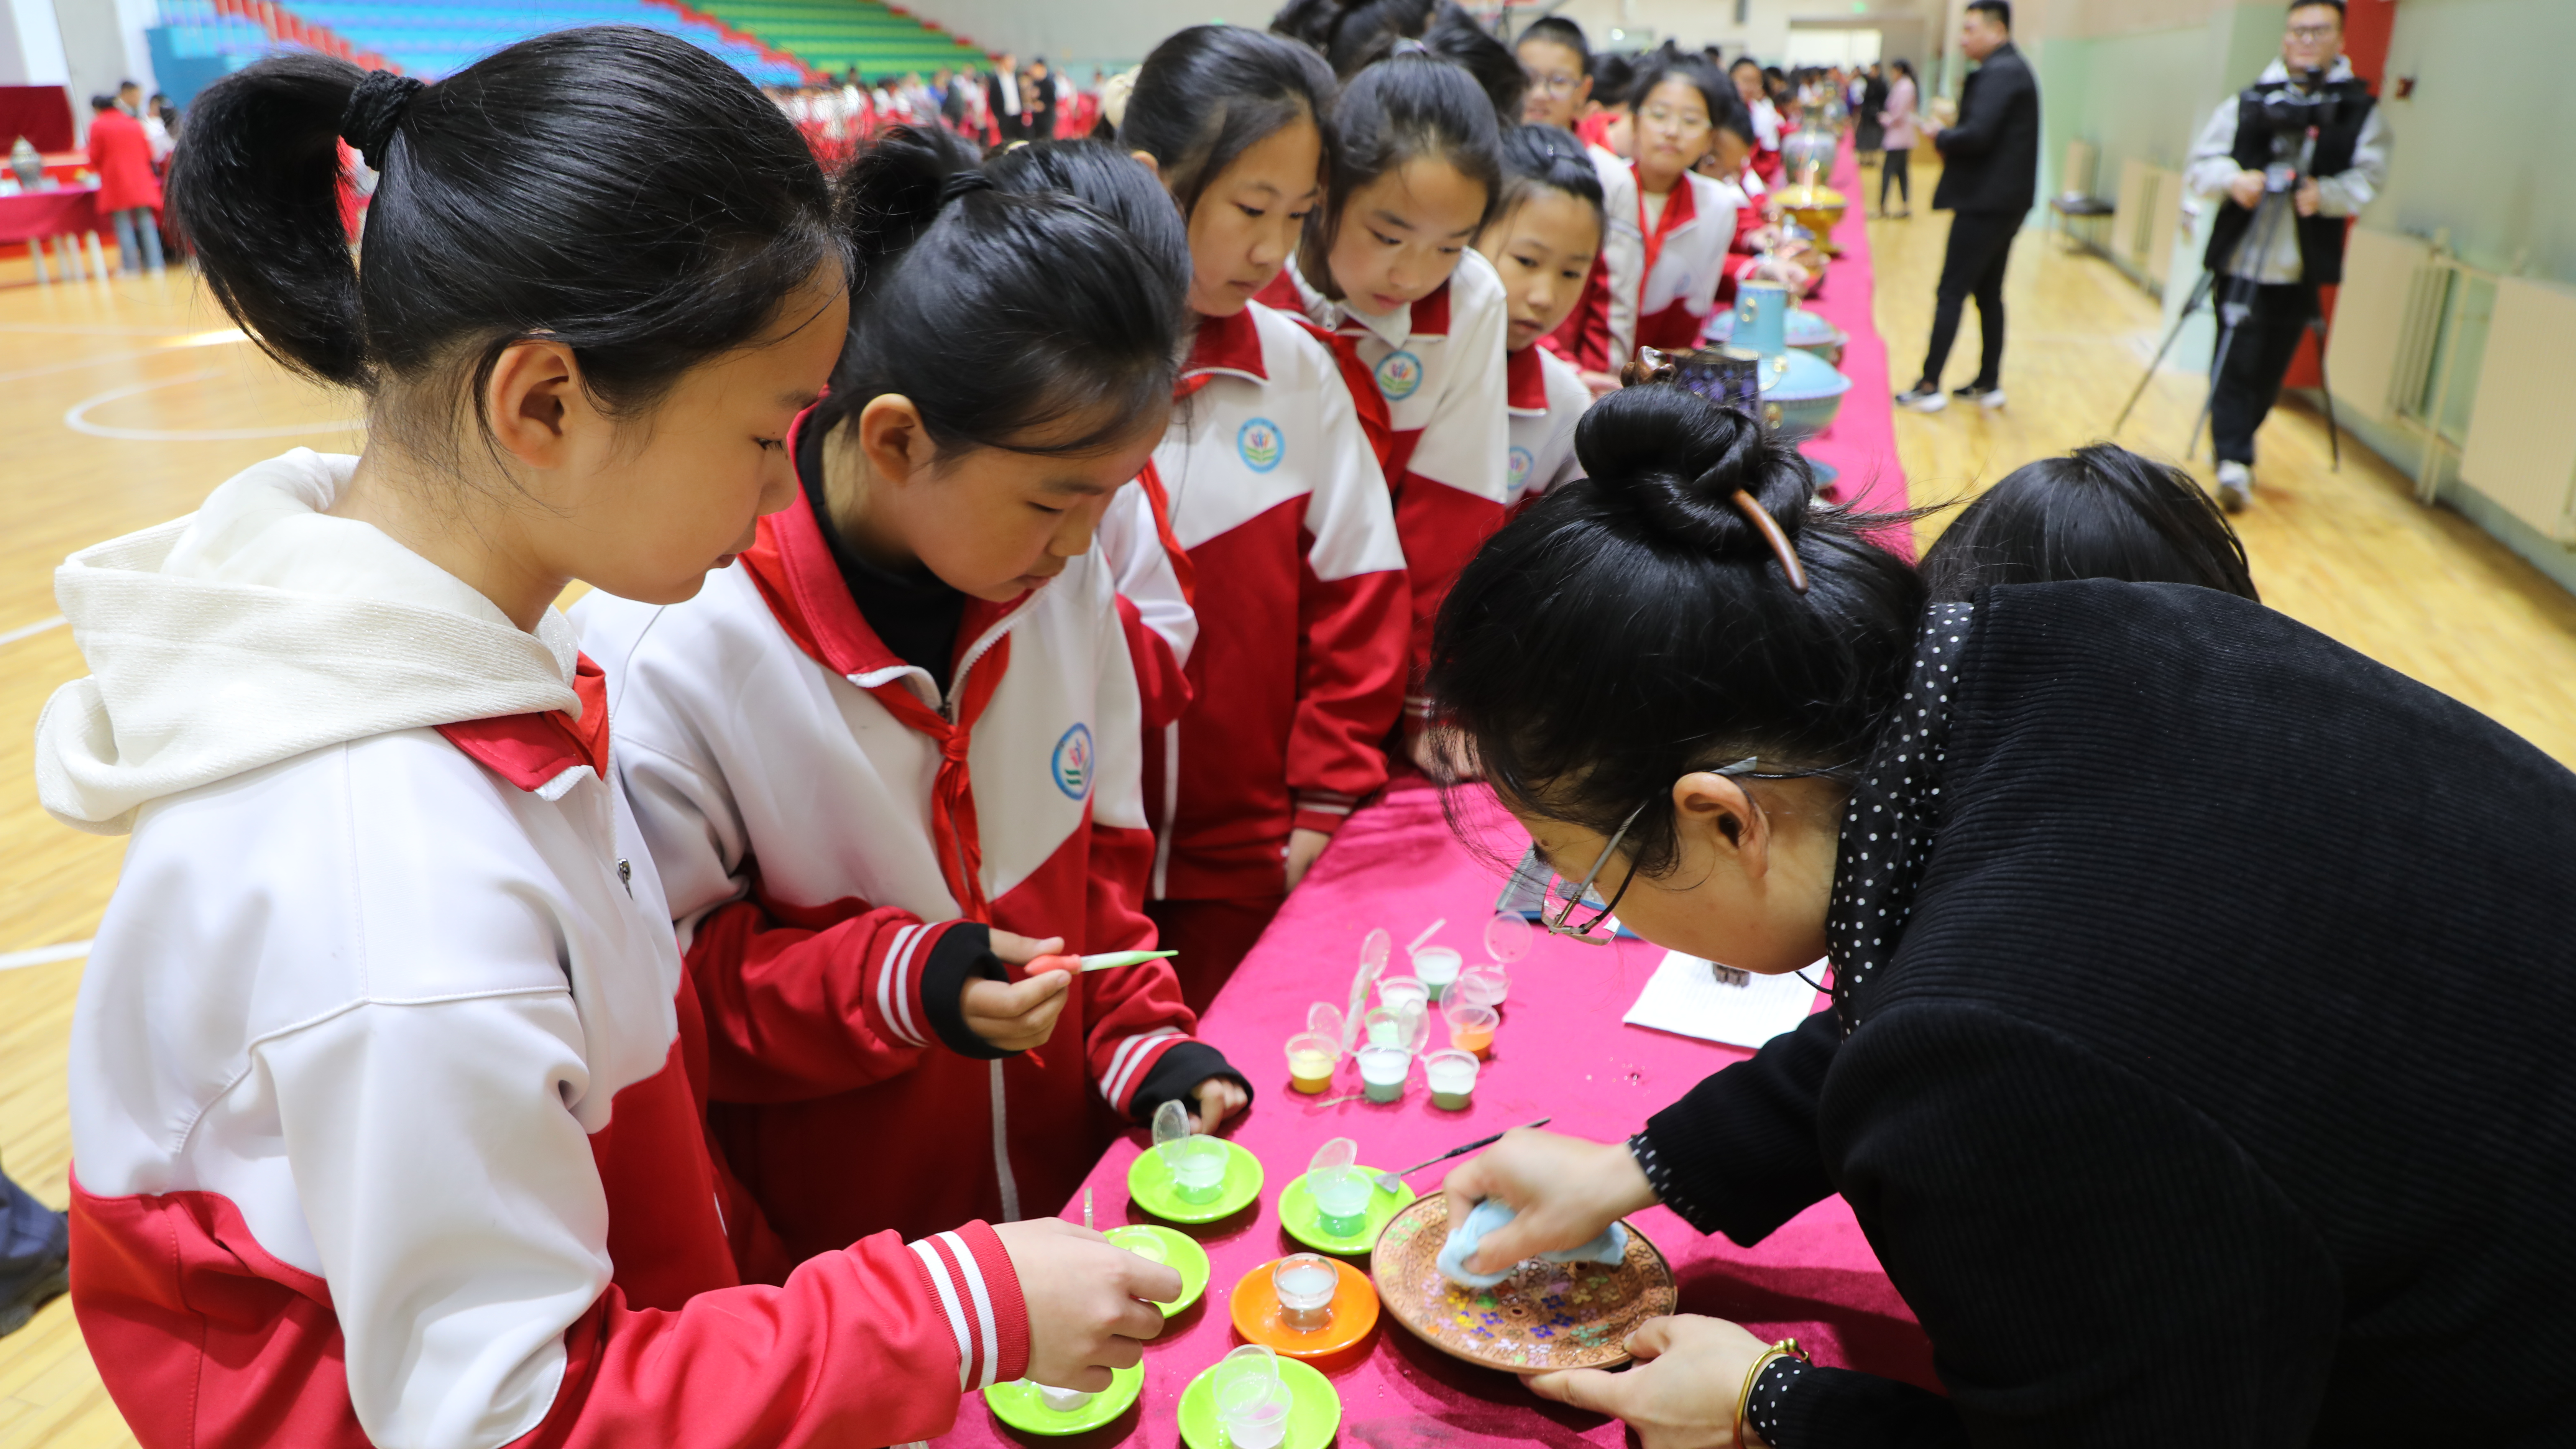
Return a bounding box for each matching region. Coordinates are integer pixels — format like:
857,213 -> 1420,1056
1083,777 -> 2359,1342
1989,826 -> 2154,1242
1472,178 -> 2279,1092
1229,1257 -> 1379,1359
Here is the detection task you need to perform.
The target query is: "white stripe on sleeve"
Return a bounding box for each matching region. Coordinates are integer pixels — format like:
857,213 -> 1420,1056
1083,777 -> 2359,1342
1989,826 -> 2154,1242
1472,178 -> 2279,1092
908,1237 -> 976,1391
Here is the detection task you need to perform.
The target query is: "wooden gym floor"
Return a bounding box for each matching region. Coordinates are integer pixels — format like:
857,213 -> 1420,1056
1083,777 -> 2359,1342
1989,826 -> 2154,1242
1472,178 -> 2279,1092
0,168 -> 2572,1445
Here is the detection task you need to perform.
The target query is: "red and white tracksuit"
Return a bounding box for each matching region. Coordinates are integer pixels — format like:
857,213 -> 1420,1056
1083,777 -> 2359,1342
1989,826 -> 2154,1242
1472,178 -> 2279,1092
1631,166 -> 1743,353
572,422 -> 1212,1255
1542,143 -> 1646,375
1260,249 -> 1511,714
1506,343 -> 1592,512
42,451 -> 1020,1449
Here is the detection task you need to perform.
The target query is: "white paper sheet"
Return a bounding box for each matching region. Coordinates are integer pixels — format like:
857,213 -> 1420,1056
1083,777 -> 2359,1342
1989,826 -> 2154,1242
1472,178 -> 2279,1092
1622,951 -> 1825,1049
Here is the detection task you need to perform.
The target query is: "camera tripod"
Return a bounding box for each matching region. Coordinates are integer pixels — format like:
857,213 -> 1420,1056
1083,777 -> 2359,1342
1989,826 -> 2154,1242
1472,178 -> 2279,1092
2111,123 -> 2342,472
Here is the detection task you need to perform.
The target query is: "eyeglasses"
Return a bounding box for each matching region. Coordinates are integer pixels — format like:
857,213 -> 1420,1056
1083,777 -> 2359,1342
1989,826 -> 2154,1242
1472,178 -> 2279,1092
1528,757 -> 1853,945
1525,69 -> 1584,95
2285,23 -> 2339,41
1639,105 -> 1712,134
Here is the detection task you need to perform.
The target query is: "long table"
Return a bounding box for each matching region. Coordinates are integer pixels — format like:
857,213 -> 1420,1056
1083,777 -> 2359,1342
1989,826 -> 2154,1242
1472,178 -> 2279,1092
935,784 -> 1937,1447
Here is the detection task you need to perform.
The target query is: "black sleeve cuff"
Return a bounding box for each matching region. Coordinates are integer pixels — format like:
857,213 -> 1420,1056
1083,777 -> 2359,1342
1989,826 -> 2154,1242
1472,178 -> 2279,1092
1126,1041 -> 1253,1124
1754,1360 -> 1965,1449
918,923 -> 1016,1060
1639,1007 -> 1842,1245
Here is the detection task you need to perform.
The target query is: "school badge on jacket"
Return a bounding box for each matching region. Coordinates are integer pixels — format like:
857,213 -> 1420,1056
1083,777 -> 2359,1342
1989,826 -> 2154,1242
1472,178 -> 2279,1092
1237,416 -> 1285,472
1053,722 -> 1095,800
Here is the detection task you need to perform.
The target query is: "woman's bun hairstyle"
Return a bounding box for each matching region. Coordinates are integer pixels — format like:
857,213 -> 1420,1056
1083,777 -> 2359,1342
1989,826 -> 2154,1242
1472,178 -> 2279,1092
813,126 -> 1187,460
169,27 -> 835,458
1122,25 -> 1339,220
1428,385 -> 1927,876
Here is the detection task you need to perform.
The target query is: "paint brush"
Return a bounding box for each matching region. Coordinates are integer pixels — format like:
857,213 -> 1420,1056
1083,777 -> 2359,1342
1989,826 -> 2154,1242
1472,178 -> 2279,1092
1021,949 -> 1180,976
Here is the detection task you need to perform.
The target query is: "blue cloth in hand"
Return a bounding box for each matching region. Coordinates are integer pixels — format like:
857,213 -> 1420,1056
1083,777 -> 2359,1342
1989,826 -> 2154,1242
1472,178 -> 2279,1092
1435,1198 -> 1628,1289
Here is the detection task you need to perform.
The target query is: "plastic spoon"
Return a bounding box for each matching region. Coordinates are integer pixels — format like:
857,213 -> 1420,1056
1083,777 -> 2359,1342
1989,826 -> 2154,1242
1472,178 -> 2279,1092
1342,929 -> 1390,1051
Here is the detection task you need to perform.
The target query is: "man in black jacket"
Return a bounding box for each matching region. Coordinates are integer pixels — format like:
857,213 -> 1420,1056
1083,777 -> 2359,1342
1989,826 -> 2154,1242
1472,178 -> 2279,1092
985,54 -> 1028,142
1896,0 -> 2039,414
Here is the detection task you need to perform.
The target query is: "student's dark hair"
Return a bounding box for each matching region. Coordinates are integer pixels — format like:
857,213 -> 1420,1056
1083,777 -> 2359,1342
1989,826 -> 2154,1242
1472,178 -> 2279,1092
1273,0 -> 1525,122
1492,123 -> 1604,233
1730,55 -> 1762,77
1918,444 -> 2259,602
168,29 -> 836,464
1635,53 -> 1744,142
1967,0 -> 2013,28
1426,385 -> 1925,877
1302,51 -> 1503,297
1591,51 -> 1638,107
1517,16 -> 1590,71
1121,24 -> 1338,220
2288,0 -> 2346,17
807,125 -> 1185,459
981,138 -> 1191,319
90,94 -> 114,111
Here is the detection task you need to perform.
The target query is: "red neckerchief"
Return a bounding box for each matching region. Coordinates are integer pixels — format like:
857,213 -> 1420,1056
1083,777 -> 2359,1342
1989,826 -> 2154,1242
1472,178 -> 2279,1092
1132,458 -> 1196,605
1505,344 -> 1550,413
435,654 -> 612,790
1631,162 -> 1699,297
737,406 -> 1019,920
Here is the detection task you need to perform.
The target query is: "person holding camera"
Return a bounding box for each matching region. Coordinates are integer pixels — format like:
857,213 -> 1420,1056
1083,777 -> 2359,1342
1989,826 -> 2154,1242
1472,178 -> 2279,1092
2185,0 -> 2389,512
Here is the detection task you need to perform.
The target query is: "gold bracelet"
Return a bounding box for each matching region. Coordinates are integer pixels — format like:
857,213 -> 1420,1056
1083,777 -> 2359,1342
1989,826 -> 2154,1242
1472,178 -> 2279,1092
1732,1337 -> 1810,1448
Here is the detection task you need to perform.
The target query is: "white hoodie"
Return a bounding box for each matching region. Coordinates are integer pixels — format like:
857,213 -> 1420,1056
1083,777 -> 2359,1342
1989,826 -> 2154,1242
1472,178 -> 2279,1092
40,451 -> 1025,1449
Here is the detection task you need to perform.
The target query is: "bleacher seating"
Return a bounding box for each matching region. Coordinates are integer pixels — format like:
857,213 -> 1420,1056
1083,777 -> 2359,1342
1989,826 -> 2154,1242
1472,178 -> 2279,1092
153,0 -> 811,88
688,0 -> 987,79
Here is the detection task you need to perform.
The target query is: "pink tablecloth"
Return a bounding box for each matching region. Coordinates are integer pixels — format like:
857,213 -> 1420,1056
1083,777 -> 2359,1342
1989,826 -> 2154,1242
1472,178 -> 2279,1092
0,184 -> 97,243
934,784 -> 1934,1448
1788,137 -> 1912,536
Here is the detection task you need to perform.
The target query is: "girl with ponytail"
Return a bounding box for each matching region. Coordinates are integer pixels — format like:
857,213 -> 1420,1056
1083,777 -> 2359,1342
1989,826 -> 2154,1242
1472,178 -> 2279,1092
575,128 -> 1247,1265
44,34 -> 1167,1449
1429,383 -> 2576,1446
1111,25 -> 1412,1005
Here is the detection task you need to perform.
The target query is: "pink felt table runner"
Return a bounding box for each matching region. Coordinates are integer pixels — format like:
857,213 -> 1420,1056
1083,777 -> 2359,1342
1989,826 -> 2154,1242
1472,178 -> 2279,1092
933,784 -> 1935,1448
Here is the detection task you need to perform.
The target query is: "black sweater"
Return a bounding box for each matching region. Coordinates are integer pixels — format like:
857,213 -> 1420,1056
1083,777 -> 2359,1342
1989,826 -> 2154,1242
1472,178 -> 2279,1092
1641,582 -> 2576,1446
1929,42 -> 2038,215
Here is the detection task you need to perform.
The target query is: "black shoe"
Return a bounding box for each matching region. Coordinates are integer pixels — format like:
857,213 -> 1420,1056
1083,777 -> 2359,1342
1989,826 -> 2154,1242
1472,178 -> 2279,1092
0,1255 -> 68,1337
1950,383 -> 2007,409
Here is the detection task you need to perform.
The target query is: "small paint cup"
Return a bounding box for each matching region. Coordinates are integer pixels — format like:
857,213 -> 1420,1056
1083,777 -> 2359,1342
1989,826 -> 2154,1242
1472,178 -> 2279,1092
1213,1346 -> 1290,1449
1284,1032 -> 1339,1094
1273,1252 -> 1338,1332
1306,1164 -> 1373,1236
1160,1135 -> 1228,1202
1424,1048 -> 1480,1109
1376,974 -> 1428,1015
1444,1001 -> 1498,1058
1036,1382 -> 1095,1413
1357,1044 -> 1411,1102
1453,964 -> 1509,1009
1410,946 -> 1462,1002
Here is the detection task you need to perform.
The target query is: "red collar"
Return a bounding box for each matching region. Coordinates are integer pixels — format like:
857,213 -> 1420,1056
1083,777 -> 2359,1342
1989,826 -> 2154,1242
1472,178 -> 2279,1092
1251,270 -> 1301,315
1406,281 -> 1452,338
1180,306 -> 1267,385
437,654 -> 612,792
1254,267 -> 1452,340
1505,345 -> 1550,414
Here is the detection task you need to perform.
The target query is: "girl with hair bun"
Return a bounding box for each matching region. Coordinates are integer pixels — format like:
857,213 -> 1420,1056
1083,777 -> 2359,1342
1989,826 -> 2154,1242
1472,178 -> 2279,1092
1478,123 -> 1606,507
1429,384 -> 2576,1446
1255,47 -> 1513,763
44,33 -> 1169,1449
1111,24 -> 1412,1006
576,128 -> 1247,1265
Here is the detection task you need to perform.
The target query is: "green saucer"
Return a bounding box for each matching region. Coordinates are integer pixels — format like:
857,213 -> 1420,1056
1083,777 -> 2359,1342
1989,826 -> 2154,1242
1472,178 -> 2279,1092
1105,1223 -> 1210,1318
1176,1355 -> 1341,1449
1275,1170 -> 1417,1256
984,1362 -> 1145,1435
1126,1139 -> 1265,1224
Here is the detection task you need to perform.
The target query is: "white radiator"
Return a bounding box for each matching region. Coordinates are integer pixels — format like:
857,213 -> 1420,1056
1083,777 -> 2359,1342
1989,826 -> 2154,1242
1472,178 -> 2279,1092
2460,275 -> 2576,543
2323,227 -> 2440,426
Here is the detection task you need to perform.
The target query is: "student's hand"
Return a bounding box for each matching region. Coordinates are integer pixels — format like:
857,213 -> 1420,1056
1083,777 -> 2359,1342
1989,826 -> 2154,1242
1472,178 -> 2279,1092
994,1217 -> 1181,1391
2293,176 -> 2322,217
1745,223 -> 1783,251
1579,368 -> 1623,398
1191,1075 -> 1249,1133
1285,828 -> 1332,891
1528,1315 -> 1776,1449
2229,168 -> 2267,210
964,931 -> 1071,1052
1441,1128 -> 1659,1275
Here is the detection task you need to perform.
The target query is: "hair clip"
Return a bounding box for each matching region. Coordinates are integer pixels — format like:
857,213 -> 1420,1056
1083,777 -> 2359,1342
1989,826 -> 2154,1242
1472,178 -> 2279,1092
1730,490 -> 1810,593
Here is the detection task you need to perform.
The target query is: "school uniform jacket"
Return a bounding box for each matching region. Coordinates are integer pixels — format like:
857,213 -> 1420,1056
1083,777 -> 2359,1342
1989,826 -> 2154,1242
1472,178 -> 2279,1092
1631,168 -> 1740,353
1506,343 -> 1591,511
1262,249 -> 1511,710
40,451 -> 1020,1449
1099,474 -> 1198,731
1542,146 -> 1645,375
572,461 -> 1209,1254
1128,300 -> 1409,899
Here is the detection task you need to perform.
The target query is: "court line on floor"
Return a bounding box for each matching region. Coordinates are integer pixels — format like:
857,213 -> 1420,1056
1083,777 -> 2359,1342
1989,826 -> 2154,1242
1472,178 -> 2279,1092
64,369 -> 363,442
0,941 -> 90,972
0,616 -> 65,647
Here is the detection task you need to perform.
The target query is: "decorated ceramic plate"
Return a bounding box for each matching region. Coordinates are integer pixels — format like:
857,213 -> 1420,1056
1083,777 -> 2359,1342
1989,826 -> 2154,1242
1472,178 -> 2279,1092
1370,1195 -> 1675,1373
1127,1138 -> 1265,1224
1175,1355 -> 1341,1449
1104,1223 -> 1209,1319
1275,1170 -> 1417,1256
1228,1256 -> 1379,1359
982,1362 -> 1144,1435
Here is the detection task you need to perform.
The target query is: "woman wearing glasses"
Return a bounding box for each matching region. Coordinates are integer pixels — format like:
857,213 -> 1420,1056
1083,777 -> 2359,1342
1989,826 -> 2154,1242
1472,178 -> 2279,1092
1429,383 -> 2576,1446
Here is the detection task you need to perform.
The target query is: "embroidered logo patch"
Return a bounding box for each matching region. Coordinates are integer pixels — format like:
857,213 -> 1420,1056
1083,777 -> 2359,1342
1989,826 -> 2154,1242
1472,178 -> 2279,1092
1051,723 -> 1094,800
1237,416 -> 1284,473
1374,348 -> 1424,401
1507,445 -> 1534,493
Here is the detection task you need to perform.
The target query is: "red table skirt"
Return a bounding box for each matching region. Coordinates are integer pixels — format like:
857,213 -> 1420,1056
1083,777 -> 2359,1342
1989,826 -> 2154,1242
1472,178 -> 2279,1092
931,782 -> 1936,1447
0,186 -> 100,244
